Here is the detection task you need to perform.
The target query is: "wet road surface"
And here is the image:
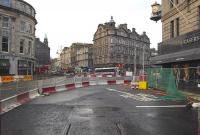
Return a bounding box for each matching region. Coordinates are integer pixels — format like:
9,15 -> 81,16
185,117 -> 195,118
1,85 -> 198,135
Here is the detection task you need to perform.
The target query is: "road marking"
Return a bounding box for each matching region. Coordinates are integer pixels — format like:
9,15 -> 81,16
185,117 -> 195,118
106,88 -> 158,101
136,105 -> 186,108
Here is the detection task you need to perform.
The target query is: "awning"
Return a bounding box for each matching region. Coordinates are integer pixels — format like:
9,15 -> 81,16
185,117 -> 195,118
151,47 -> 200,65
0,59 -> 10,67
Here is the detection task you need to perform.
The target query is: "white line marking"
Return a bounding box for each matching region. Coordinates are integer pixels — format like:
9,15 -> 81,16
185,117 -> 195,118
136,105 -> 186,108
106,88 -> 158,101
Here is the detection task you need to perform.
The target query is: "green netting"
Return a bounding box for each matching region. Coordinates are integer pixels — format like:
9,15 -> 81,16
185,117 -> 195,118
147,68 -> 186,101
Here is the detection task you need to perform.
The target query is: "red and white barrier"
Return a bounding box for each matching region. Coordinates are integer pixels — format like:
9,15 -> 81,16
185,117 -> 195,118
40,79 -> 131,94
0,89 -> 39,114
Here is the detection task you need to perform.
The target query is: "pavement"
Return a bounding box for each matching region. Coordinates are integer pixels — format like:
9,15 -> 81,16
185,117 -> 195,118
181,91 -> 200,102
1,85 -> 197,135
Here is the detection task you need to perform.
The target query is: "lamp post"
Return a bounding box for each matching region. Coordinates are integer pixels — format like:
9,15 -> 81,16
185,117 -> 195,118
142,45 -> 145,81
134,43 -> 137,76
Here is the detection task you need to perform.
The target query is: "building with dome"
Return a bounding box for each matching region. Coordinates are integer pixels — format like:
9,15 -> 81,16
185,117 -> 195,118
0,0 -> 37,75
93,17 -> 151,72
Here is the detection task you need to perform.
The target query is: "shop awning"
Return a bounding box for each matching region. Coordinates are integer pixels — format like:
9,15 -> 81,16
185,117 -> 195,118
0,59 -> 10,67
151,47 -> 200,65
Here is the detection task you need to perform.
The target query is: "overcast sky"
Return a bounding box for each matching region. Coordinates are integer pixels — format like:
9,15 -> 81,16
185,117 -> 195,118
25,0 -> 162,58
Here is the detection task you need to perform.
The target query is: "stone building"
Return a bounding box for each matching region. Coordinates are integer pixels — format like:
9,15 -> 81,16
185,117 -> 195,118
76,43 -> 93,68
151,0 -> 200,67
70,43 -> 93,68
60,47 -> 71,70
60,43 -> 93,72
35,37 -> 50,73
93,17 -> 150,71
0,0 -> 37,75
151,0 -> 200,92
70,43 -> 83,68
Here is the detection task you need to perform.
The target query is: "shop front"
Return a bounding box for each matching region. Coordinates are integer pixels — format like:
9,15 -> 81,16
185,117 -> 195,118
151,29 -> 200,93
18,60 -> 33,75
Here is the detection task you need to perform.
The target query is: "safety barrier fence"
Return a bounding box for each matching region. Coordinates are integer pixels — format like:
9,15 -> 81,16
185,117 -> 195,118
147,67 -> 200,93
0,76 -> 132,114
0,75 -> 33,83
146,67 -> 200,100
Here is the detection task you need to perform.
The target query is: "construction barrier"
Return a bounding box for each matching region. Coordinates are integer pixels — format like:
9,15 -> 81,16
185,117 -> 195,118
1,76 -> 14,83
23,75 -> 33,81
0,89 -> 39,114
138,81 -> 148,90
147,68 -> 186,101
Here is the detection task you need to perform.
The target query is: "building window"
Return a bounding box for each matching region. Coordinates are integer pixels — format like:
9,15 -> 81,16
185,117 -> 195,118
176,18 -> 179,36
176,0 -> 178,5
2,36 -> 9,52
20,39 -> 24,53
20,21 -> 26,32
170,20 -> 174,38
28,24 -> 32,34
2,17 -> 9,28
169,0 -> 174,8
28,41 -> 32,55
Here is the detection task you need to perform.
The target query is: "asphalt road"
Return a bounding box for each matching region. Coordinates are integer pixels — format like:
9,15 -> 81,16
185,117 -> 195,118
1,85 -> 198,135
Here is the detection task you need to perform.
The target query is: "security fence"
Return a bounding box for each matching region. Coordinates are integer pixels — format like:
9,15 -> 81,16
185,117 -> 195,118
173,67 -> 200,92
147,67 -> 200,100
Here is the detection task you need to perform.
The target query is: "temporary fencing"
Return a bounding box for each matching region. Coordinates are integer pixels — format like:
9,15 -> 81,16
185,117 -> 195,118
147,68 -> 186,101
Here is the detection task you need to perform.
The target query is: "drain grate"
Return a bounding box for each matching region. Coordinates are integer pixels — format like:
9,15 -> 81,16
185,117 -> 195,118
115,123 -> 125,135
63,123 -> 71,135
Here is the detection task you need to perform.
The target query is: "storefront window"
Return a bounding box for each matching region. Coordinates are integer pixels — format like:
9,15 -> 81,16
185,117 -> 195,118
0,59 -> 10,76
18,60 -> 32,75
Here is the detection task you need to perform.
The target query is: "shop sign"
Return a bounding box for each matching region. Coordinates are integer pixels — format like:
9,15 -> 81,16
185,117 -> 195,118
159,29 -> 200,54
183,35 -> 200,45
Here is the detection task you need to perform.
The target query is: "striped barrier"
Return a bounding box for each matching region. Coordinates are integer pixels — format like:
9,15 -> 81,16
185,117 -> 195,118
42,87 -> 56,94
82,81 -> 89,87
66,83 -> 76,90
108,80 -> 116,85
0,89 -> 39,114
40,79 -> 131,94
